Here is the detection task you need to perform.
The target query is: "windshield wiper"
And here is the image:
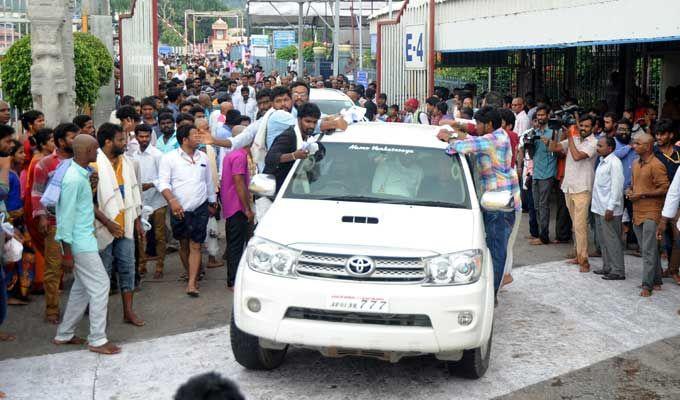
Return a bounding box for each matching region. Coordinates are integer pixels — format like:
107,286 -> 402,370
399,200 -> 469,208
316,195 -> 385,203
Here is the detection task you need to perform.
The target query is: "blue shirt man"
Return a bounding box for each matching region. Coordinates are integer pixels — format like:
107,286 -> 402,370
532,126 -> 557,180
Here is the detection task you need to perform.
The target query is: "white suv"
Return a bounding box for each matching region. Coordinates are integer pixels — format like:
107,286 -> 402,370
231,122 -> 509,379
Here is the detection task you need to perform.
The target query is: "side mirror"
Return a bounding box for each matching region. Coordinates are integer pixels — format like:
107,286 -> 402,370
480,190 -> 514,212
248,174 -> 276,198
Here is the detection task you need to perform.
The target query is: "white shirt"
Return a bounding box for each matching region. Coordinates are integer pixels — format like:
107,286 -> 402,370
175,72 -> 187,81
130,145 -> 166,211
234,97 -> 257,120
559,135 -> 598,194
514,110 -> 531,135
591,152 -> 625,216
158,148 -> 216,212
209,109 -> 223,136
235,85 -> 256,99
371,157 -> 424,197
662,168 -> 680,220
403,112 -> 429,125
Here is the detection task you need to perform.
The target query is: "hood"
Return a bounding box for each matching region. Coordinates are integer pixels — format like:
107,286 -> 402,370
255,198 -> 479,257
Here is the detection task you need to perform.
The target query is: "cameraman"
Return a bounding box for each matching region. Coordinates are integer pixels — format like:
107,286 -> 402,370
546,115 -> 599,272
528,105 -> 557,246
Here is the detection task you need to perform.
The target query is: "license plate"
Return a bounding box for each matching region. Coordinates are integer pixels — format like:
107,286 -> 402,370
327,295 -> 389,313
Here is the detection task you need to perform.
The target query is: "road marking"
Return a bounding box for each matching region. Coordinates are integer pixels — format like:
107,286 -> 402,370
1,256 -> 679,400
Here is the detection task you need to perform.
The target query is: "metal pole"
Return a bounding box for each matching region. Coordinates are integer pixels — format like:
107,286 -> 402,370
193,15 -> 196,52
298,1 -> 304,78
358,0 -> 363,70
333,0 -> 340,75
184,11 -> 188,54
388,0 -> 393,18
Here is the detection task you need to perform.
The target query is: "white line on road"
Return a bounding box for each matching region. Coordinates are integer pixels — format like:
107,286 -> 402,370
1,256 -> 679,400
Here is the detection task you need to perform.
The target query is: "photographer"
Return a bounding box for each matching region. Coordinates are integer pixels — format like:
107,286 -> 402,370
527,105 -> 557,246
546,115 -> 599,272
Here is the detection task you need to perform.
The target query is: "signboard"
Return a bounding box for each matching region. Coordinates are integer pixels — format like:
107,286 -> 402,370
356,70 -> 368,88
250,34 -> 269,47
273,30 -> 296,49
251,46 -> 268,58
370,33 -> 377,55
404,25 -> 425,70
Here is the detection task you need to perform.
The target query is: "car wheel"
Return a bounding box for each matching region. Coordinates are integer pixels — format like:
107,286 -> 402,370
446,328 -> 492,379
230,312 -> 288,370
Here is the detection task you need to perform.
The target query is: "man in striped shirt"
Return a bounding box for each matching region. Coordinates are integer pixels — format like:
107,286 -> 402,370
437,106 -> 521,298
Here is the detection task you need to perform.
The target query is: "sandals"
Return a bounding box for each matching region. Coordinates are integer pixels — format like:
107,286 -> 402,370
0,332 -> 16,342
53,336 -> 87,345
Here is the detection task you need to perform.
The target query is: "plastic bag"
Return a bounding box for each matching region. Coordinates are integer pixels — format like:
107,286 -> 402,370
140,205 -> 154,232
3,237 -> 23,263
206,217 -> 219,257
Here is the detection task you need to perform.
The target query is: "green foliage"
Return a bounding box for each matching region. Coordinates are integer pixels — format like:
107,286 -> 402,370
160,26 -> 184,47
74,32 -> 113,88
0,36 -> 32,110
0,33 -> 113,110
276,45 -> 297,61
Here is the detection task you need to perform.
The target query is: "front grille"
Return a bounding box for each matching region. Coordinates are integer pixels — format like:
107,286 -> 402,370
285,307 -> 432,327
295,252 -> 426,283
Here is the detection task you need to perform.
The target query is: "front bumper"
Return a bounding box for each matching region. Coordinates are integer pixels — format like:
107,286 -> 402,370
233,256 -> 494,354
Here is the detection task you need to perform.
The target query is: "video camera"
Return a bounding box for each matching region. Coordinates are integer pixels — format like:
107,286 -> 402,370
548,105 -> 583,130
522,128 -> 540,159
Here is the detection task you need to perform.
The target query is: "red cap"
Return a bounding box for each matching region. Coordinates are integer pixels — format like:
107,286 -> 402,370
405,98 -> 419,109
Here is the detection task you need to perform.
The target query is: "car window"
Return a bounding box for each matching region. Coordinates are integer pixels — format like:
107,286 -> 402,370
283,142 -> 470,209
313,99 -> 354,115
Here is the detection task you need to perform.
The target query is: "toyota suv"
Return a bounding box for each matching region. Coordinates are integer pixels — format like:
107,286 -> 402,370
230,122 -> 511,379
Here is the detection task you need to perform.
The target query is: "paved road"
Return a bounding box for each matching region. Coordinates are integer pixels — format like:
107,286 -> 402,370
1,214 -> 679,399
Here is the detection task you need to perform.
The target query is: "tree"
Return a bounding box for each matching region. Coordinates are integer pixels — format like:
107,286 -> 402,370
0,33 -> 113,111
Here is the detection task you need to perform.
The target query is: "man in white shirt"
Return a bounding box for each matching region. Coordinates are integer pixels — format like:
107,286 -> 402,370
591,136 -> 626,280
158,124 -> 217,297
403,98 -> 429,124
129,124 -> 167,279
371,153 -> 424,197
512,97 -> 531,135
174,66 -> 187,82
233,87 -> 257,120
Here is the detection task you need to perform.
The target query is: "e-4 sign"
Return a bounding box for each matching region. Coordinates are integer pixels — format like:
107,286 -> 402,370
404,25 -> 425,70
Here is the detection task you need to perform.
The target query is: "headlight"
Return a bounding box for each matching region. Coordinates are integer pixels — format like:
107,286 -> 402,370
424,249 -> 483,286
246,237 -> 299,277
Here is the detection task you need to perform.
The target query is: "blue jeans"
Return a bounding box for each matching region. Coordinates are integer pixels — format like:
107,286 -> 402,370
483,210 -> 516,293
100,237 -> 136,293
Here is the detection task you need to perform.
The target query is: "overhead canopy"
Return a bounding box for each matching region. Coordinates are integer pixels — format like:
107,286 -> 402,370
248,1 -> 389,26
433,0 -> 680,53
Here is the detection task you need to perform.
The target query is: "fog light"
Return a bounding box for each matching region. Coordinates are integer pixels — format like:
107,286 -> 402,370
247,298 -> 261,313
458,311 -> 473,326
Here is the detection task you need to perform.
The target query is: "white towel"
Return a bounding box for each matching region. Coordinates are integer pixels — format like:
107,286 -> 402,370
251,108 -> 276,166
94,150 -> 142,250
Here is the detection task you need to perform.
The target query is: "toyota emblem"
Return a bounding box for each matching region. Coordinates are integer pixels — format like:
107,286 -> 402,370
346,256 -> 375,276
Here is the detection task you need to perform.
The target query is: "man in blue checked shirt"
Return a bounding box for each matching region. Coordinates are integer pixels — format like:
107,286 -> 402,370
438,106 -> 521,300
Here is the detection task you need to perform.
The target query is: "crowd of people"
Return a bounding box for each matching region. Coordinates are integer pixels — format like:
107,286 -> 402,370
1,52 -> 680,354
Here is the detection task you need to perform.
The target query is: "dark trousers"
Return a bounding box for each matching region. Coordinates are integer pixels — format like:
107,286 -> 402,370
226,211 -> 249,287
532,177 -> 553,244
555,184 -> 572,242
524,180 -> 538,238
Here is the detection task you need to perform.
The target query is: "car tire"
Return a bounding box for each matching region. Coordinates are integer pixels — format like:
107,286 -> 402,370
230,312 -> 288,370
446,329 -> 492,379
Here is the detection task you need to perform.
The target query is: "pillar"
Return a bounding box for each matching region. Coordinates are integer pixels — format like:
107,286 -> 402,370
28,0 -> 76,127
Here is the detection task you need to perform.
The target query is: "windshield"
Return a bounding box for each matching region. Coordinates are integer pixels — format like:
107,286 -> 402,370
314,99 -> 354,115
282,142 -> 470,208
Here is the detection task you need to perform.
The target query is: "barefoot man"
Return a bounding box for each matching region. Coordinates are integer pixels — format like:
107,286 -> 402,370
53,134 -> 121,355
627,133 -> 669,297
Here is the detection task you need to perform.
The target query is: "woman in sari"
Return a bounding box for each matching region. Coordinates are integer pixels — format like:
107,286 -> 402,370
23,128 -> 55,293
